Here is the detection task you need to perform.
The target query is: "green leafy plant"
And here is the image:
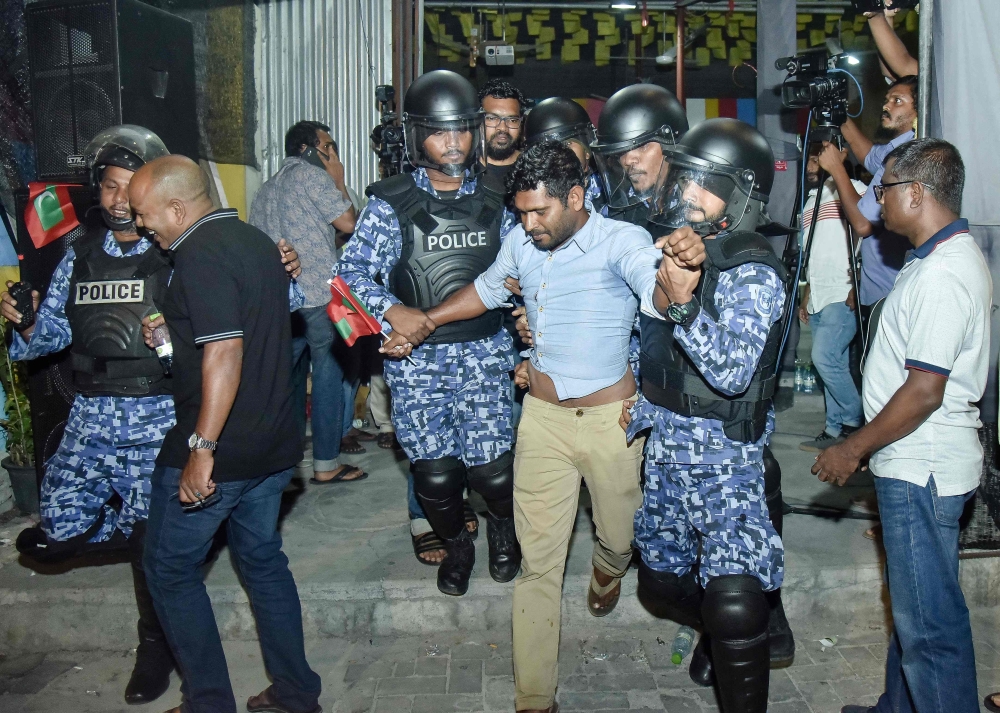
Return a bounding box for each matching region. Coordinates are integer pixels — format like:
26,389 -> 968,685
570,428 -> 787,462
0,316 -> 33,467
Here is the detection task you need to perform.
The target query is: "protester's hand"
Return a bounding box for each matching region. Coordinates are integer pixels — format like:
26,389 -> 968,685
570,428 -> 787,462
277,239 -> 302,279
384,304 -> 436,343
141,313 -> 166,349
320,147 -> 347,189
513,360 -> 530,389
179,450 -> 216,504
619,399 -> 636,431
798,304 -> 809,324
846,288 -> 857,312
1,281 -> 41,336
817,142 -> 849,175
512,306 -> 533,346
504,277 -> 522,297
811,440 -> 866,487
655,226 -> 707,268
379,331 -> 414,358
656,253 -> 701,306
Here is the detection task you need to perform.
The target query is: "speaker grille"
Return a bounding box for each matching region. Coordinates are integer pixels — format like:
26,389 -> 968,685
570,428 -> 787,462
26,0 -> 120,180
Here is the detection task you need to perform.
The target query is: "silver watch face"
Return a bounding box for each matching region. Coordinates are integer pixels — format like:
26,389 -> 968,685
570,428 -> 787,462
188,433 -> 198,449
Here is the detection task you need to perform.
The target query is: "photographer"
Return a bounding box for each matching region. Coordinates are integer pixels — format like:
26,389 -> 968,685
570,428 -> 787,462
866,5 -> 918,78
818,75 -> 916,310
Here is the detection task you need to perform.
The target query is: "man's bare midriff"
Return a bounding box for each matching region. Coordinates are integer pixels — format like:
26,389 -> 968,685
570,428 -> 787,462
527,362 -> 636,407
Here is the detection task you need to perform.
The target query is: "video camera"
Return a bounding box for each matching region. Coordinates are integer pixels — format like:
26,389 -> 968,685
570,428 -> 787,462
850,0 -> 918,13
370,84 -> 406,177
776,51 -> 850,137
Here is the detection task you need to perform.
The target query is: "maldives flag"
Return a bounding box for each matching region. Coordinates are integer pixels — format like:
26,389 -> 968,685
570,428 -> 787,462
327,275 -> 382,346
24,183 -> 81,249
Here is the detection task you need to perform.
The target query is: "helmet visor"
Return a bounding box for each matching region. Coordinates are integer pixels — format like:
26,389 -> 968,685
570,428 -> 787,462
593,138 -> 671,209
647,154 -> 756,236
404,116 -> 485,178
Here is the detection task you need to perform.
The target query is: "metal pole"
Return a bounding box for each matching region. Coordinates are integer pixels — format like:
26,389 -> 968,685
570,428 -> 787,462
676,7 -> 685,106
917,0 -> 933,138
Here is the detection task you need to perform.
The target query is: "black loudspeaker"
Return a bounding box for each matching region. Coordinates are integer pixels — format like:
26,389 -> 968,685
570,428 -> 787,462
25,0 -> 198,182
13,186 -> 99,489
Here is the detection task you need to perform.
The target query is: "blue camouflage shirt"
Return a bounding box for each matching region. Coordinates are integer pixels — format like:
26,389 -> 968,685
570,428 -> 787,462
10,233 -> 177,444
628,261 -> 786,465
336,168 -> 517,371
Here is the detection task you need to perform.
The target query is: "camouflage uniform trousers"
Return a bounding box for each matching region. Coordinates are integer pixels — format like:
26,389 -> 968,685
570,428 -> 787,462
41,395 -> 176,543
635,458 -> 784,590
383,338 -> 514,467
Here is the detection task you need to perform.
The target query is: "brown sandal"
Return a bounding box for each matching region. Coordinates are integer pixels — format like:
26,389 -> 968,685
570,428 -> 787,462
377,432 -> 402,450
340,436 -> 366,454
412,531 -> 446,565
587,568 -> 622,617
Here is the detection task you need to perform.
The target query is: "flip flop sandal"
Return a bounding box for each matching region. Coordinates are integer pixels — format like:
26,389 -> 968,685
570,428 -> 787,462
377,432 -> 401,450
587,570 -> 622,617
340,436 -> 366,454
348,428 -> 377,441
464,500 -> 479,540
309,465 -> 368,484
863,524 -> 882,541
984,693 -> 1000,713
412,530 -> 447,566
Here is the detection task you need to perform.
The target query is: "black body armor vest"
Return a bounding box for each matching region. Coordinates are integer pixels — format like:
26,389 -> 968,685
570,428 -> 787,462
65,230 -> 173,397
605,201 -> 652,232
367,173 -> 506,345
639,231 -> 794,443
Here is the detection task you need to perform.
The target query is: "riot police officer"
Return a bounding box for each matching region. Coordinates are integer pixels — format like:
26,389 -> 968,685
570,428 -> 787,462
591,83 -> 688,224
6,126 -> 177,704
621,118 -> 798,712
523,97 -> 603,204
337,69 -> 520,597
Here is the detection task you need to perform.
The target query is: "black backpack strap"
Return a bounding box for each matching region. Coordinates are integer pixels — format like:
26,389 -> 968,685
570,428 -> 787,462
366,174 -> 438,235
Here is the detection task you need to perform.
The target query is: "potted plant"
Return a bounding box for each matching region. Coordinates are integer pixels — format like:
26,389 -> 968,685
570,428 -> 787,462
0,315 -> 36,514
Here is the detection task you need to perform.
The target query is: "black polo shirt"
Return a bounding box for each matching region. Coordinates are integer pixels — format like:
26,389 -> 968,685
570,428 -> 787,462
156,209 -> 302,480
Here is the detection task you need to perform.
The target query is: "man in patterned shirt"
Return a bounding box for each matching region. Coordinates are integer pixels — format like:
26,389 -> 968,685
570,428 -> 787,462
4,126 -> 303,706
337,70 -> 520,598
622,119 -> 796,712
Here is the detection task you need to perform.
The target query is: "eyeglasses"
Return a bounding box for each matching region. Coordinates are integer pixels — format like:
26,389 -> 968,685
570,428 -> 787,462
484,114 -> 522,129
874,180 -> 935,203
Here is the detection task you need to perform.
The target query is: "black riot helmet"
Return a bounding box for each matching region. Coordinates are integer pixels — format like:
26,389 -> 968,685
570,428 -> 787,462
85,124 -> 169,231
402,70 -> 485,178
524,98 -> 595,149
592,84 -> 688,209
648,117 -> 776,236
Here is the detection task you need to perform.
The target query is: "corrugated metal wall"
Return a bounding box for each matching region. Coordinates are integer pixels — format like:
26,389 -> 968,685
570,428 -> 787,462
256,0 -> 393,192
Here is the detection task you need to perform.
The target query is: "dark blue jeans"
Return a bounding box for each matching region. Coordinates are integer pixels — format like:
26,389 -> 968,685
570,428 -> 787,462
144,466 -> 321,713
291,305 -> 346,472
873,475 -> 978,713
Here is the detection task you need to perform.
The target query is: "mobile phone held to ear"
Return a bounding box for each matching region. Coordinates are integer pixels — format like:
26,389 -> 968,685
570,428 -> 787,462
8,281 -> 35,329
301,146 -> 327,170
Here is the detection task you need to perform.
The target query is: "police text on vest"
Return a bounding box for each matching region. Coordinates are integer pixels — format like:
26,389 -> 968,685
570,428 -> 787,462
76,280 -> 145,304
424,231 -> 488,252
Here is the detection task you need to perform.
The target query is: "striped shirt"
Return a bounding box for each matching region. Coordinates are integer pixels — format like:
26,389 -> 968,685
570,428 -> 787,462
801,178 -> 867,314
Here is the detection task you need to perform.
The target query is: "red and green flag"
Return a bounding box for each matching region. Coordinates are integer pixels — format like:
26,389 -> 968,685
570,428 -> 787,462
24,182 -> 81,249
327,275 -> 382,346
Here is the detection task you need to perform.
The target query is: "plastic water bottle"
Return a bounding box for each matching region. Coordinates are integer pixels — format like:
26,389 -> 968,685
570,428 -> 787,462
803,363 -> 816,394
794,360 -> 804,392
671,626 -> 696,664
147,312 -> 173,373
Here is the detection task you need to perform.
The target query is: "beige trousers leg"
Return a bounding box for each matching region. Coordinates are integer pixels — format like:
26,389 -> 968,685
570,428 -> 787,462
368,374 -> 394,433
511,394 -> 644,710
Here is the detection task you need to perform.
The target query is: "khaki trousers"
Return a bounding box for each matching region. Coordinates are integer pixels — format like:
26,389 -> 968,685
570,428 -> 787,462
511,393 -> 644,710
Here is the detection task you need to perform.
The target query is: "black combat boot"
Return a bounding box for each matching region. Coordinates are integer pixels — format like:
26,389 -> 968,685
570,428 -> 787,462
689,633 -> 714,687
485,513 -> 520,583
124,523 -> 175,705
437,528 -> 476,596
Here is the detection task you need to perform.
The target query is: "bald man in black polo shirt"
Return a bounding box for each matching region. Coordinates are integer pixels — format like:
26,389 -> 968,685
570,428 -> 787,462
130,156 -> 320,713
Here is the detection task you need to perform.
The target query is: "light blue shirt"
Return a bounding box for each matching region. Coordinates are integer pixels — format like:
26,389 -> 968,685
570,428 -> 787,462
474,209 -> 660,399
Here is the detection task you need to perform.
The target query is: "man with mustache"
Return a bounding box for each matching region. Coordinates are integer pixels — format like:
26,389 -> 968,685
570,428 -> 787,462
817,75 -> 917,315
338,70 -> 521,598
479,78 -> 526,183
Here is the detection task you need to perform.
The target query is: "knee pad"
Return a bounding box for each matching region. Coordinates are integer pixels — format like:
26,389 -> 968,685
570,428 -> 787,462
637,561 -> 703,628
467,451 -> 514,504
763,447 -> 783,538
411,457 -> 466,501
702,575 -> 769,643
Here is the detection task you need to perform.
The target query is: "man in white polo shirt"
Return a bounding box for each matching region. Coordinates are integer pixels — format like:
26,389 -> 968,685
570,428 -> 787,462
812,139 -> 987,713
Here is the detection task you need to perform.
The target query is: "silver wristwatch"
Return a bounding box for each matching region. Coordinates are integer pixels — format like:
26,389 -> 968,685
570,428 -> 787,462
188,432 -> 218,452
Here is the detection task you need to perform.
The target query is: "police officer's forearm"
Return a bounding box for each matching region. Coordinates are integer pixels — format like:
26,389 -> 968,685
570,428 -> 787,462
829,167 -> 874,237
194,338 -> 243,442
840,119 -> 872,164
426,283 -> 489,327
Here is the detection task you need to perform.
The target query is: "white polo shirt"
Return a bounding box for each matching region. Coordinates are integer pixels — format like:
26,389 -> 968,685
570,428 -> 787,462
862,219 -> 992,496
